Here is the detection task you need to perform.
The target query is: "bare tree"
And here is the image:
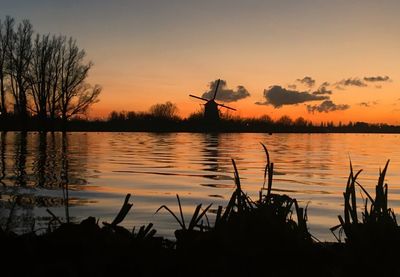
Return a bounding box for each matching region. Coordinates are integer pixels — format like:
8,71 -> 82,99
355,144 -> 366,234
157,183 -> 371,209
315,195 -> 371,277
28,34 -> 54,121
47,35 -> 64,120
0,16 -> 101,126
61,83 -> 101,120
59,38 -> 100,123
8,19 -> 33,120
0,16 -> 14,117
276,115 -> 293,126
149,101 -> 179,119
294,117 -> 308,127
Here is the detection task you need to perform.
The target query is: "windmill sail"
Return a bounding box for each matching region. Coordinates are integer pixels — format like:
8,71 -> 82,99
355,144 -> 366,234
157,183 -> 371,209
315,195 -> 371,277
217,103 -> 236,111
189,94 -> 209,102
212,79 -> 221,100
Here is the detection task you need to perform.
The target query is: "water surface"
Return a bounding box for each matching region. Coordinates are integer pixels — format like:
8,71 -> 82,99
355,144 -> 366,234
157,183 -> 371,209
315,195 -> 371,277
1,132 -> 399,241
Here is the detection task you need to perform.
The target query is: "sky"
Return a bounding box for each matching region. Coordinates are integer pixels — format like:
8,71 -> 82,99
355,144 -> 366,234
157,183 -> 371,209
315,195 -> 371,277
1,0 -> 399,124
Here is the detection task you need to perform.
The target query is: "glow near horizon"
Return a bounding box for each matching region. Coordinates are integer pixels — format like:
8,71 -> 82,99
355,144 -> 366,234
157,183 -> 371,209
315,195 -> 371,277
0,0 -> 399,123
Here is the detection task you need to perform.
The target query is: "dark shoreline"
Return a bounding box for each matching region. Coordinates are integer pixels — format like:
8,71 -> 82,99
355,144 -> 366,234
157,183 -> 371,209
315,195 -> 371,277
3,113 -> 400,133
2,123 -> 400,134
2,130 -> 400,134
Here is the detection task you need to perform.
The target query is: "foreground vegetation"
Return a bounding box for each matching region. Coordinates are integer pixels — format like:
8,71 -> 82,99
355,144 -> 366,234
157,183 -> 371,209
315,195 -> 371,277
1,144 -> 400,277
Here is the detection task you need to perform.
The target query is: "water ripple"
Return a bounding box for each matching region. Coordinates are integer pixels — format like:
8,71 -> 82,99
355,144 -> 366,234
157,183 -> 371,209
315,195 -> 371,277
1,132 -> 400,241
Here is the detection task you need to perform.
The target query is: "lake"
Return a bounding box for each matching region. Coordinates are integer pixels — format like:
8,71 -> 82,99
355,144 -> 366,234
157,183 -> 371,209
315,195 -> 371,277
1,132 -> 399,241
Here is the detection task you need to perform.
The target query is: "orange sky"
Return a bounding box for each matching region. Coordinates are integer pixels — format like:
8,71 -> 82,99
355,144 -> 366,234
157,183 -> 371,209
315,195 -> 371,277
2,1 -> 399,124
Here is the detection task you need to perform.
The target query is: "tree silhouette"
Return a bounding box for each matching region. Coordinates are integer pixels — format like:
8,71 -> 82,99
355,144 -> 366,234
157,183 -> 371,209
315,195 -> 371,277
8,19 -> 33,121
149,101 -> 178,119
59,38 -> 100,123
0,16 -> 101,128
276,115 -> 293,126
28,34 -> 53,121
0,16 -> 14,117
48,36 -> 64,121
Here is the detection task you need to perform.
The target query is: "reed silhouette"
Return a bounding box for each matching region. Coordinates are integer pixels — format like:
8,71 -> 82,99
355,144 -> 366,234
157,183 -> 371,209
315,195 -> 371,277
331,160 -> 400,276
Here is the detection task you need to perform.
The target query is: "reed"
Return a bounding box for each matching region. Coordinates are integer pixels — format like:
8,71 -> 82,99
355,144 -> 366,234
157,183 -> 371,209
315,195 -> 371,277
153,142 -> 313,259
215,143 -> 311,245
156,194 -> 212,248
331,160 -> 399,244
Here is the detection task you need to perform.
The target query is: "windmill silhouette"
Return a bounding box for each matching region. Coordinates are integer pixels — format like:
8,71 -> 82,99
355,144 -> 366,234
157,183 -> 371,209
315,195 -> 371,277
189,79 -> 236,121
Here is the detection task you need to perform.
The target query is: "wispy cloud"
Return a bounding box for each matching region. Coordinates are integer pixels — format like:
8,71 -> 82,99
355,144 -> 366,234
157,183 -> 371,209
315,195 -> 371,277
256,85 -> 328,108
296,76 -> 315,88
358,101 -> 378,107
336,78 -> 367,88
201,79 -> 250,102
364,75 -> 390,82
334,75 -> 391,90
359,102 -> 370,107
312,83 -> 332,95
307,100 -> 349,113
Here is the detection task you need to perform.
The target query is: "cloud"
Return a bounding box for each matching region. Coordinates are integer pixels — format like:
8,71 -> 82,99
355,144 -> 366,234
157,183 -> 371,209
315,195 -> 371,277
364,75 -> 390,82
201,79 -> 250,102
288,84 -> 297,89
335,76 -> 390,89
296,76 -> 315,87
307,100 -> 350,113
358,101 -> 378,107
336,78 -> 367,87
312,84 -> 332,95
256,85 -> 328,108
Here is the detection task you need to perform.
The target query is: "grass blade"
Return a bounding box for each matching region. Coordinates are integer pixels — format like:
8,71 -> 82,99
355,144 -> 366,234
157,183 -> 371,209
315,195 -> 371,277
188,204 -> 202,230
156,205 -> 184,230
111,193 -> 133,226
176,194 -> 186,230
267,163 -> 274,196
355,180 -> 374,205
260,143 -> 270,189
195,203 -> 213,227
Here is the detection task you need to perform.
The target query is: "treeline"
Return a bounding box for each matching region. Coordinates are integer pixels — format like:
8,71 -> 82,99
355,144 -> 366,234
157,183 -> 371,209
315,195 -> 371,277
103,106 -> 400,133
30,101 -> 398,133
2,100 -> 399,132
0,16 -> 100,128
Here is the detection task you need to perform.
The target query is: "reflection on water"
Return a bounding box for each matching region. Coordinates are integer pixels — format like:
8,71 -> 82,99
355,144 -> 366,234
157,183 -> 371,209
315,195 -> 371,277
0,132 -> 6,186
200,134 -> 234,186
0,132 -> 93,231
15,132 -> 27,187
1,132 -> 400,240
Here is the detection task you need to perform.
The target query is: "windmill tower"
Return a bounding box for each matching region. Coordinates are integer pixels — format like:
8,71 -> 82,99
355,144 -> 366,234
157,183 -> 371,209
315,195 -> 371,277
189,79 -> 236,121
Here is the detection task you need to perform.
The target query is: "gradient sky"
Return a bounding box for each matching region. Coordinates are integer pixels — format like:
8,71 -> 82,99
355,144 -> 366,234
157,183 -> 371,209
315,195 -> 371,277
1,0 -> 399,123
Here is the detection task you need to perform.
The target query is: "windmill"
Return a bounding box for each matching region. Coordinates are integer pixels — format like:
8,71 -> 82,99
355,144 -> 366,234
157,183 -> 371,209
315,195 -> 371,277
189,79 -> 236,121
